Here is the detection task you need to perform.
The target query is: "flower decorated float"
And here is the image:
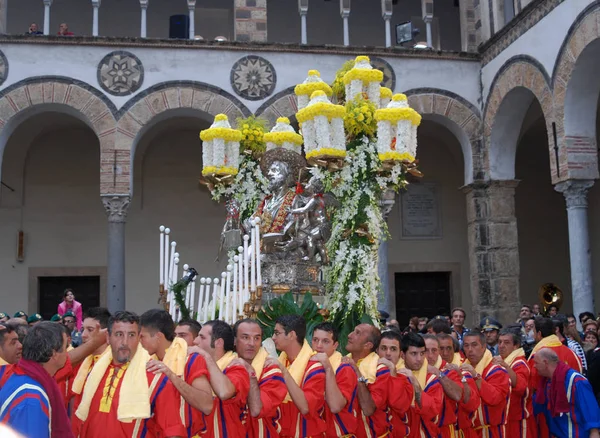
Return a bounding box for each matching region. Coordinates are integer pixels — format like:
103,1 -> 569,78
160,55 -> 422,348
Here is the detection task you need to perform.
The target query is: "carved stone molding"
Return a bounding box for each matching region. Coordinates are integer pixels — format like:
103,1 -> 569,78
555,180 -> 594,209
102,195 -> 130,223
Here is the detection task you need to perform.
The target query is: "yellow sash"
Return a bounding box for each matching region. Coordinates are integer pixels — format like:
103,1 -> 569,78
433,355 -> 443,370
328,351 -> 343,371
531,335 -> 563,357
354,351 -> 380,384
504,347 -> 525,366
411,358 -> 429,390
452,352 -> 463,366
396,358 -> 405,371
216,351 -> 236,371
279,340 -> 315,402
76,346 -> 152,423
465,349 -> 493,376
251,347 -> 269,379
162,337 -> 188,377
0,356 -> 8,366
72,347 -> 110,395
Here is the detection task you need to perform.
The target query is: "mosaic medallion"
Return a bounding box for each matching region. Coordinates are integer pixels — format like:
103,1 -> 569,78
230,55 -> 276,101
0,50 -> 8,87
370,57 -> 396,92
97,51 -> 144,96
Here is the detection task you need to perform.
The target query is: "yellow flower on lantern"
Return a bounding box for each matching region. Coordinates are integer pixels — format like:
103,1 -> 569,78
263,117 -> 304,154
343,56 -> 384,108
294,70 -> 333,110
374,94 -> 421,163
380,87 -> 393,107
295,90 -> 346,161
200,114 -> 242,177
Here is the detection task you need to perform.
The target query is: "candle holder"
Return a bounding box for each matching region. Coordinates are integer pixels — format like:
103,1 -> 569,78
256,286 -> 263,300
244,302 -> 251,314
250,292 -> 256,302
159,284 -> 168,310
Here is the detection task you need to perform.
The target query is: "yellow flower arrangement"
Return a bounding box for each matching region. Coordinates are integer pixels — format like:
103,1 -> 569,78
294,70 -> 333,97
380,87 -> 393,99
393,94 -> 408,101
263,131 -> 303,145
201,166 -> 239,176
236,116 -> 268,156
306,148 -> 347,160
378,151 -> 415,163
344,96 -> 377,138
331,60 -> 355,102
200,127 -> 243,142
296,91 -> 346,123
374,107 -> 422,126
343,56 -> 384,85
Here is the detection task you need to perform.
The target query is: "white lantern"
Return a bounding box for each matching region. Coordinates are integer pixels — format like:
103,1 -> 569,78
199,114 -> 242,177
263,117 -> 304,154
296,90 -> 346,163
343,56 -> 384,107
380,87 -> 393,108
294,70 -> 333,110
374,93 -> 421,163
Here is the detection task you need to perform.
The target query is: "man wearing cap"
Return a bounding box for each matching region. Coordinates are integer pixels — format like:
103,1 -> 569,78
481,317 -> 502,356
0,313 -> 8,323
50,314 -> 63,323
63,311 -> 82,347
27,314 -> 43,326
13,311 -> 27,322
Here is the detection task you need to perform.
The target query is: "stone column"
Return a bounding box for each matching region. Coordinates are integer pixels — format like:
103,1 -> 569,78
463,180 -> 520,324
91,0 -> 100,36
0,0 -> 8,35
139,0 -> 148,38
299,0 -> 308,44
340,0 -> 350,46
234,0 -> 267,42
459,0 -> 478,52
43,0 -> 53,35
381,0 -> 393,48
421,0 -> 433,48
555,180 -> 595,318
377,190 -> 396,316
187,0 -> 196,39
102,195 -> 130,313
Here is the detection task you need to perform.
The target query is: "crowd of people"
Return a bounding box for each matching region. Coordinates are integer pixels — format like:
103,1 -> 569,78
25,22 -> 75,36
0,298 -> 598,438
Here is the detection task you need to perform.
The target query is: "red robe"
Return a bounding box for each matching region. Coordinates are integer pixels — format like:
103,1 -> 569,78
507,357 -> 535,438
457,374 -> 481,438
54,355 -> 74,410
356,363 -> 393,438
204,364 -> 250,438
437,365 -> 461,438
406,373 -> 443,438
472,362 -> 510,438
325,362 -> 358,437
528,343 -> 582,438
279,360 -> 327,438
77,364 -> 186,438
182,353 -> 210,437
388,373 -> 414,438
245,363 -> 287,438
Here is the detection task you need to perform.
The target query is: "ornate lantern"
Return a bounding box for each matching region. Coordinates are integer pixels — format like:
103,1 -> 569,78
263,117 -> 304,154
343,56 -> 384,107
374,93 -> 421,165
294,70 -> 333,110
380,87 -> 393,107
296,90 -> 346,166
200,114 -> 242,182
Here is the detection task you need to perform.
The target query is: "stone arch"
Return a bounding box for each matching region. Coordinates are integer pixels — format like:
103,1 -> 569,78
0,76 -> 118,194
484,56 -> 554,181
117,81 -> 252,193
255,86 -> 297,126
404,88 -> 482,184
552,1 -> 600,182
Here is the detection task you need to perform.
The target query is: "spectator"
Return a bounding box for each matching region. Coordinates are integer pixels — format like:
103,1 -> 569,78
50,314 -> 62,323
403,316 -> 419,333
417,317 -> 428,332
560,320 -> 588,375
567,313 -> 585,339
13,311 -> 27,322
532,304 -> 542,318
585,320 -> 600,335
62,311 -> 81,347
27,313 -> 43,327
0,313 -> 7,323
580,311 -> 596,327
586,332 -> 600,352
57,288 -> 82,330
451,307 -> 469,347
480,317 -> 502,356
517,305 -> 532,327
26,23 -> 43,35
547,304 -> 559,317
427,317 -> 451,335
57,23 -> 74,36
523,318 -> 536,357
533,348 -> 600,437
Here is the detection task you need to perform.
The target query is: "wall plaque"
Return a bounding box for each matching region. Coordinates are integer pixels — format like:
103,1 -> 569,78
400,182 -> 442,239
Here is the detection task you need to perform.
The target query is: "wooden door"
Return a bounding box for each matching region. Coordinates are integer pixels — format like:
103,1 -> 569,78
394,272 -> 451,327
38,276 -> 100,321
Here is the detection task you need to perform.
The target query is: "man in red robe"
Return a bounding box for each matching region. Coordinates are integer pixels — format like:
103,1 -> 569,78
493,328 -> 535,438
270,314 -> 326,438
231,318 -> 287,438
461,332 -> 510,438
312,321 -> 358,437
75,311 -> 186,438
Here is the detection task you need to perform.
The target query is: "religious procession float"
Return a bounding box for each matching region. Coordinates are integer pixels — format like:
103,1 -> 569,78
158,56 -> 421,349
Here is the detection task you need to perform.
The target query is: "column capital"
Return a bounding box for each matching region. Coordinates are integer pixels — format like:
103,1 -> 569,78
555,179 -> 594,208
381,0 -> 393,18
298,0 -> 308,14
43,0 -> 53,6
187,0 -> 196,8
139,0 -> 148,8
91,0 -> 101,6
102,195 -> 130,223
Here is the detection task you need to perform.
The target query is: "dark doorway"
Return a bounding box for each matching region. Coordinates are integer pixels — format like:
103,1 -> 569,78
38,276 -> 100,321
394,272 -> 452,327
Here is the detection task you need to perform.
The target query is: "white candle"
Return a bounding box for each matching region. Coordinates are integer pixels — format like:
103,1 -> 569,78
219,272 -> 227,321
243,235 -> 250,301
164,229 -> 171,287
168,243 -> 177,286
232,256 -> 239,322
171,254 -> 179,285
254,218 -> 262,287
211,278 -> 219,321
203,278 -> 212,322
196,278 -> 205,323
237,247 -> 244,315
159,225 -> 165,286
225,265 -> 232,324
250,222 -> 256,293
183,264 -> 190,309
